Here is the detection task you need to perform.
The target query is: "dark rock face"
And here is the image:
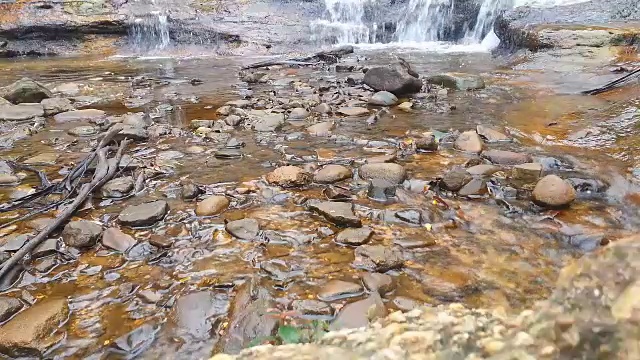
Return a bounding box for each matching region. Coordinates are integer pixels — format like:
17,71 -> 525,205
363,65 -> 422,96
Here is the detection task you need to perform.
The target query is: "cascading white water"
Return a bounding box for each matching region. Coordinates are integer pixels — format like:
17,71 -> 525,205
130,11 -> 171,52
316,0 -> 591,46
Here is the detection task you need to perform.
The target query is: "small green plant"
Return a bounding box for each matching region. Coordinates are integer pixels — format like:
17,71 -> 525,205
246,309 -> 330,348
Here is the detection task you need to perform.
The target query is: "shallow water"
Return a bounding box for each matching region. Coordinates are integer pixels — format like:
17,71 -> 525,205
0,45 -> 639,358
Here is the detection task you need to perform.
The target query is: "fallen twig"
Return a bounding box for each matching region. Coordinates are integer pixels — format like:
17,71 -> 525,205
242,45 -> 354,70
582,68 -> 640,95
0,135 -> 129,283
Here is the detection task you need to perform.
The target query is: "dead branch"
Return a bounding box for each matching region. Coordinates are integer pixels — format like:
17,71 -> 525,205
582,68 -> 640,95
241,45 -> 354,70
0,136 -> 129,283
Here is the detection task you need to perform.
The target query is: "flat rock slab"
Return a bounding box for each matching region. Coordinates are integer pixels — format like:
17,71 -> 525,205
53,109 -> 105,123
0,298 -> 68,357
62,220 -> 102,248
359,163 -> 407,184
426,73 -> 485,91
102,227 -> 137,252
336,227 -> 374,246
329,293 -> 386,331
482,150 -> 532,165
0,103 -> 44,121
308,201 -> 362,228
225,218 -> 260,240
118,200 -> 169,227
353,245 -> 404,272
0,296 -> 23,322
337,107 -> 370,117
317,280 -> 364,301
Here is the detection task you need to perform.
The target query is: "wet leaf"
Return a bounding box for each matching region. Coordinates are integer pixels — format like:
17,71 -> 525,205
277,325 -> 301,344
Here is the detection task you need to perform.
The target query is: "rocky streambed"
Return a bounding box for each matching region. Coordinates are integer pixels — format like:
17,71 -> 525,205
0,2 -> 639,358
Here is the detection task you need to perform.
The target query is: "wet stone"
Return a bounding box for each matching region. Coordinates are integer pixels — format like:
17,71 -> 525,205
41,97 -> 74,116
0,233 -> 32,252
336,227 -> 374,246
361,273 -> 395,295
102,227 -> 137,252
314,103 -> 331,114
394,237 -> 437,249
458,178 -> 488,196
62,220 -> 102,248
33,258 -> 57,273
467,164 -> 501,176
226,219 -> 260,240
307,121 -> 334,136
68,125 -> 98,137
291,300 -> 332,316
308,201 -> 362,227
482,150 -> 532,165
0,78 -> 51,104
215,149 -> 243,159
359,163 -> 407,184
0,296 -> 22,322
477,125 -> 509,142
149,235 -> 174,248
426,73 -> 485,91
511,163 -> 543,188
392,296 -> 422,311
119,200 -> 169,227
196,195 -> 229,216
363,65 -> 422,96
111,124 -> 149,142
23,153 -> 58,166
53,109 -> 105,123
253,113 -> 285,132
260,260 -> 291,281
329,293 -> 386,331
0,173 -> 18,185
0,103 -> 44,121
190,119 -> 213,129
137,290 -> 162,304
101,177 -> 134,198
266,166 -> 312,188
337,107 -> 369,117
440,168 -> 473,192
314,164 -> 352,184
125,242 -> 158,261
395,209 -> 422,225
288,107 -> 309,120
532,175 -> 577,208
181,183 -> 202,200
369,91 -> 398,106
317,280 -> 364,301
454,131 -> 483,154
415,134 -> 438,152
353,245 -> 404,272
0,298 -> 68,357
32,238 -> 59,258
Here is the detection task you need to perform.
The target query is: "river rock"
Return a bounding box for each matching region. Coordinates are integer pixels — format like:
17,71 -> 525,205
395,209 -> 422,224
266,166 -> 312,188
361,273 -> 395,295
196,196 -> 229,216
1,233 -> 31,252
226,219 -> 260,240
225,115 -> 242,127
336,227 -> 374,246
532,175 -> 576,207
426,73 -> 485,90
68,125 -> 98,137
291,300 -> 332,316
52,82 -> 80,96
482,149 -> 532,165
0,298 -> 68,357
313,103 -> 331,114
329,293 -> 386,331
32,238 -> 59,258
337,107 -> 369,117
170,291 -> 229,341
477,125 -> 509,142
252,113 -> 285,132
363,64 -> 422,96
314,165 -> 352,184
0,78 -> 51,104
62,220 -> 102,248
111,124 -> 149,142
118,200 -> 169,227
359,163 -> 407,184
101,177 -> 134,198
226,99 -> 251,108
353,245 -> 404,272
308,201 -> 362,227
415,133 -> 438,151
23,153 -> 58,166
317,280 -> 364,301
454,131 -> 483,153
307,121 -> 334,136
511,163 -> 543,188
53,109 -> 105,123
181,183 -> 202,200
0,174 -> 19,185
458,178 -> 488,196
367,178 -> 396,201
0,103 -> 44,121
102,227 -> 137,252
288,107 -> 309,120
41,98 -> 74,116
122,113 -> 151,128
369,91 -> 398,106
0,296 -> 22,322
441,168 -> 473,191
467,164 -> 501,176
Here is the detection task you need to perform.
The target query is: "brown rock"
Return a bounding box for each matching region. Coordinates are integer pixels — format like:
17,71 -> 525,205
101,227 -> 137,252
359,163 -> 407,184
440,168 -> 472,191
329,293 -> 386,330
353,245 -> 404,272
336,227 -> 374,246
317,280 -> 364,301
477,125 -> 509,142
61,221 -> 102,248
314,165 -> 352,184
118,200 -> 169,227
265,166 -> 312,188
454,131 -> 483,154
361,273 -> 395,295
482,150 -> 532,165
511,163 -> 543,189
196,196 -> 230,216
532,175 -> 576,207
308,201 -> 362,227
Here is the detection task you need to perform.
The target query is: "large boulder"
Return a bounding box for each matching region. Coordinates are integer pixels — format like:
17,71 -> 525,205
363,64 -> 422,96
0,78 -> 51,104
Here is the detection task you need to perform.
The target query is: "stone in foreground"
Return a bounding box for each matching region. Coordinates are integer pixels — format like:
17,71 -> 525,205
308,201 -> 362,227
317,280 -> 364,301
359,163 -> 407,185
225,218 -> 260,240
363,64 -> 422,96
335,227 -> 374,246
0,103 -> 44,121
0,298 -> 68,357
482,149 -> 532,165
314,164 -> 352,184
0,296 -> 22,322
426,73 -> 485,91
454,131 -> 483,154
102,227 -> 137,252
532,175 -> 576,207
266,166 -> 312,188
118,200 -> 169,227
62,220 -> 103,248
0,78 -> 51,104
196,196 -> 230,216
353,245 -> 404,272
369,91 -> 398,106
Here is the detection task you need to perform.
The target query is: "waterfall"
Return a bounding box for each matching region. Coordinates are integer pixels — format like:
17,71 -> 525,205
395,0 -> 455,43
311,0 -> 373,44
129,12 -> 171,52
